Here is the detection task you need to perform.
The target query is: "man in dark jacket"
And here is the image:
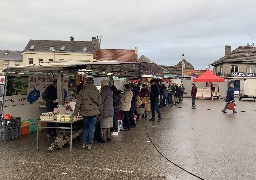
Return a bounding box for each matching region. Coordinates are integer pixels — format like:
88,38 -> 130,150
222,84 -> 237,113
42,79 -> 58,112
42,79 -> 58,137
150,79 -> 161,121
191,82 -> 197,107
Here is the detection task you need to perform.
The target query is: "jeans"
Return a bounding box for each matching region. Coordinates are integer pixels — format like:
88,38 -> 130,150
192,97 -> 196,106
122,111 -> 130,129
82,116 -> 97,145
113,112 -> 118,132
151,99 -> 161,119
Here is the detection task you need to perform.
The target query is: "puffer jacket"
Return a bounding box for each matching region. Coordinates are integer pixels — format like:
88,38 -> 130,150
121,90 -> 133,111
73,84 -> 102,117
225,87 -> 234,102
100,85 -> 114,118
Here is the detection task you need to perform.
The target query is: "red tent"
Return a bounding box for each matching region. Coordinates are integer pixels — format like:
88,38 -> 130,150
193,69 -> 225,82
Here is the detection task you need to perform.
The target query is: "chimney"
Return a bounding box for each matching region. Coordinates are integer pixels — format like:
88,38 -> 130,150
70,36 -> 74,42
225,45 -> 231,56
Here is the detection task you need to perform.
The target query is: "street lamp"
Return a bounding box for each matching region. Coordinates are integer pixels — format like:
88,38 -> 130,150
181,54 -> 185,78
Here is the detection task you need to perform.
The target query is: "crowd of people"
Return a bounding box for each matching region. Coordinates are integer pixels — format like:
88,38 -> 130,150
43,76 -> 236,150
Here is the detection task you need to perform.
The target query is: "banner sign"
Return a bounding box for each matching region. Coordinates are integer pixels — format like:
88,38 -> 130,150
231,72 -> 256,77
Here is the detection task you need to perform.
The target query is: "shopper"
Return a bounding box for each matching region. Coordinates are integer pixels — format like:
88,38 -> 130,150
111,85 -> 122,134
149,79 -> 161,121
191,82 -> 197,107
139,84 -> 150,119
42,79 -> 58,138
222,84 -> 237,113
121,84 -> 133,131
100,79 -> 114,143
73,76 -> 102,150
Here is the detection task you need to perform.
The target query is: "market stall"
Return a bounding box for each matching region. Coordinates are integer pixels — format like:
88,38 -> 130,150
193,69 -> 225,99
2,60 -> 141,147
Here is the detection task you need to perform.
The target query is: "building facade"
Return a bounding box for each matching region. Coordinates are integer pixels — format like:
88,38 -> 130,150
23,36 -> 100,65
0,50 -> 23,71
212,45 -> 256,78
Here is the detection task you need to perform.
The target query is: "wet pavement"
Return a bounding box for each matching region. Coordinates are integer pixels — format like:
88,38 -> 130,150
1,98 -> 256,180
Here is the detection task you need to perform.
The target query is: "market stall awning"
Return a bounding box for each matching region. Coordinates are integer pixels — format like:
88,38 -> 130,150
193,69 -> 225,82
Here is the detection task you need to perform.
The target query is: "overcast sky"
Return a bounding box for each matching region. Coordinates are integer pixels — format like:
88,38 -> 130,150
0,0 -> 255,69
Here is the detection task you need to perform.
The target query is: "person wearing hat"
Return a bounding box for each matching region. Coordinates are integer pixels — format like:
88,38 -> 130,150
73,76 -> 102,150
149,79 -> 161,121
222,83 -> 237,113
191,82 -> 197,107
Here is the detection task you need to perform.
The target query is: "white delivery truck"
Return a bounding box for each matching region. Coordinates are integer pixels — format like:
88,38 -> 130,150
239,78 -> 256,102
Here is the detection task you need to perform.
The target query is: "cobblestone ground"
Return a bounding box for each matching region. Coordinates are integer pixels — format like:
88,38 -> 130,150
1,98 -> 256,180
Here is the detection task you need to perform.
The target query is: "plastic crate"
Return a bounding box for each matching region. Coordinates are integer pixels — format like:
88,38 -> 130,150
23,119 -> 38,133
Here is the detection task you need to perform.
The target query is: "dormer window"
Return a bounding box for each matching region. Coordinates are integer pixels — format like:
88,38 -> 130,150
49,47 -> 55,51
29,45 -> 35,50
60,46 -> 65,51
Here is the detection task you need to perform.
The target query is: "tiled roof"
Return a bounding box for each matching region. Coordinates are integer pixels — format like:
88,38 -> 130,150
183,69 -> 206,76
138,55 -> 151,63
0,50 -> 23,61
23,40 -> 94,53
212,46 -> 256,66
160,65 -> 182,76
94,49 -> 137,62
141,62 -> 165,76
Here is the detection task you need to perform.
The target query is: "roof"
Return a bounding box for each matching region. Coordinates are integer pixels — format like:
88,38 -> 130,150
4,60 -> 141,78
138,55 -> 151,63
160,65 -> 182,76
94,49 -> 137,62
193,69 -> 225,82
183,69 -> 206,77
23,40 -> 94,53
0,50 -> 23,61
212,46 -> 256,66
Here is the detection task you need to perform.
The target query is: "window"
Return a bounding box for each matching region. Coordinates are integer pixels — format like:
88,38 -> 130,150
49,47 -> 55,51
49,59 -> 53,62
28,58 -> 33,65
246,66 -> 255,73
29,45 -> 35,50
60,46 -> 65,51
220,66 -> 223,75
39,58 -> 43,64
231,65 -> 239,73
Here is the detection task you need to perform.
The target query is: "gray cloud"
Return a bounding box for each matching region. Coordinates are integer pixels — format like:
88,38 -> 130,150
0,0 -> 256,69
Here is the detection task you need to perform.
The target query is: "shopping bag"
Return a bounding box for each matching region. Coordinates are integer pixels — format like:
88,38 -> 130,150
227,102 -> 235,110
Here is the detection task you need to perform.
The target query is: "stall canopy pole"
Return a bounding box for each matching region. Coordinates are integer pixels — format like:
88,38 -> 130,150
57,72 -> 64,105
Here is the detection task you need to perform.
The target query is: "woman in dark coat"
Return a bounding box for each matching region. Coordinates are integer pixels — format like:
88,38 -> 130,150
222,84 -> 237,113
111,85 -> 121,133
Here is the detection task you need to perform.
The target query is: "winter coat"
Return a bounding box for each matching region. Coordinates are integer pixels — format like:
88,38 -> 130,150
113,90 -> 121,113
139,88 -> 150,97
225,87 -> 234,102
73,84 -> 102,117
42,84 -> 57,112
150,84 -> 160,101
121,90 -> 133,112
162,87 -> 168,98
191,85 -> 197,98
100,85 -> 114,118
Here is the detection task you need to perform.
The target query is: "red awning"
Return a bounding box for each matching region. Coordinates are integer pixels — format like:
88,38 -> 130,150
193,69 -> 225,82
